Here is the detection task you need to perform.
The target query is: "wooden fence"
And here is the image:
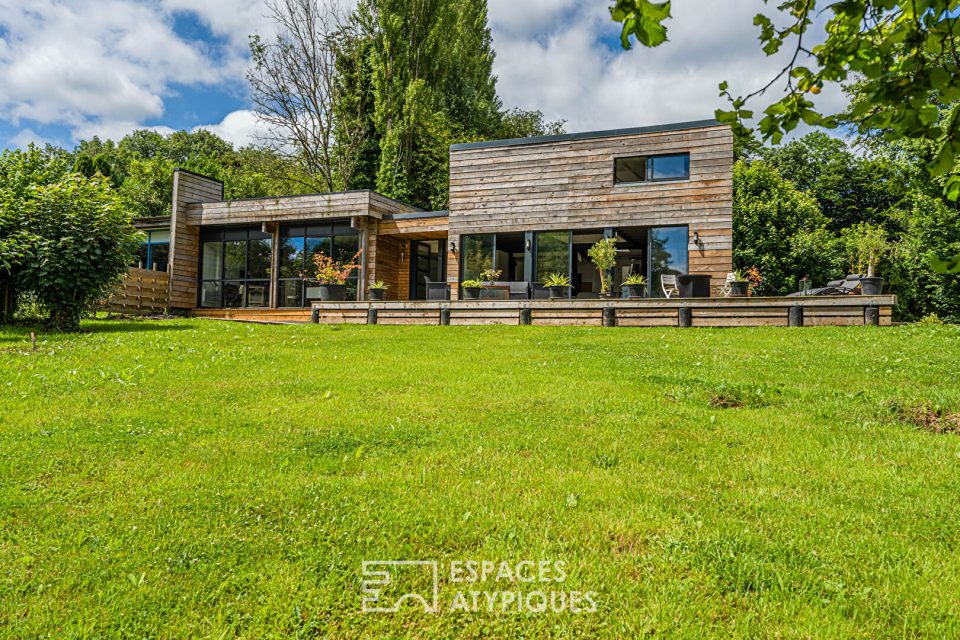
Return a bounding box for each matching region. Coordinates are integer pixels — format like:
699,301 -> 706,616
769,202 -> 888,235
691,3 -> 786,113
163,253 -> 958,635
103,267 -> 169,315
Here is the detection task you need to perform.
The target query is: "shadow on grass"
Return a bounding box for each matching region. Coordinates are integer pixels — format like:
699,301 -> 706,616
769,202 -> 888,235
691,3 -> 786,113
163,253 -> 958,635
80,321 -> 191,335
1,319 -> 191,341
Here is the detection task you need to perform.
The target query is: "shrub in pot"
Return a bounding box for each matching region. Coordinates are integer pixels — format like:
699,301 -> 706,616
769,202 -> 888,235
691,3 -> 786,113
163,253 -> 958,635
461,279 -> 484,300
368,280 -> 388,301
623,273 -> 647,298
588,238 -> 617,298
309,249 -> 362,302
843,223 -> 889,295
543,272 -> 571,300
729,270 -> 749,297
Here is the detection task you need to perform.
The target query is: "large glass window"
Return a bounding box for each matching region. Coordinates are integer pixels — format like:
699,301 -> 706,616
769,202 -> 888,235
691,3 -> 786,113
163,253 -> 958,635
199,227 -> 272,308
535,231 -> 571,281
461,234 -> 495,281
615,153 -> 690,184
648,226 -> 688,298
133,229 -> 170,271
278,221 -> 359,307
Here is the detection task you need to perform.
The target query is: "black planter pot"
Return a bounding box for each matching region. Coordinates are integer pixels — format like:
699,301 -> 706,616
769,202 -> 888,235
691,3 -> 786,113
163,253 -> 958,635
463,286 -> 482,300
599,291 -> 614,299
318,283 -> 346,302
548,285 -> 569,300
368,288 -> 385,301
860,277 -> 884,295
729,281 -> 749,297
624,284 -> 646,299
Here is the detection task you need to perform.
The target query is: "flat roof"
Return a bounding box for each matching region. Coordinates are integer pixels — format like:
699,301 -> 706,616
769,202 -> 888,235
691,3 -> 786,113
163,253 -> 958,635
450,118 -> 724,152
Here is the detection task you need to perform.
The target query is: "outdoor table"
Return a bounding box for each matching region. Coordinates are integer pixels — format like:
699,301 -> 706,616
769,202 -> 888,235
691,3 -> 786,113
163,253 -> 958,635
677,274 -> 712,298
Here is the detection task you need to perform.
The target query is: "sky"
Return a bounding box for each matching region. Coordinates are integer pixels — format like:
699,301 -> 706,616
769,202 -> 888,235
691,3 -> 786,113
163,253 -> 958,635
0,0 -> 848,150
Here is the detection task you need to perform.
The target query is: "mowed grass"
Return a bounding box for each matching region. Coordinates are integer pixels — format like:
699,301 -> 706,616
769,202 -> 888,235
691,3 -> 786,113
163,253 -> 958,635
1,319 -> 959,639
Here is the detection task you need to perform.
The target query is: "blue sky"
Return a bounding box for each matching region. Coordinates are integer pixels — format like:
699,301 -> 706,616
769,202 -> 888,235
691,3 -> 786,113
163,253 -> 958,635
0,0 -> 846,151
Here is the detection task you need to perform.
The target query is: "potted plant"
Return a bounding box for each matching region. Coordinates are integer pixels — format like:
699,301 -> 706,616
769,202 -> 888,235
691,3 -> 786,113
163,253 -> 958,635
844,223 -> 889,295
461,279 -> 484,300
623,273 -> 647,298
587,238 -> 617,298
479,268 -> 501,285
729,270 -> 749,297
543,273 -> 571,299
368,280 -> 388,301
309,250 -> 362,302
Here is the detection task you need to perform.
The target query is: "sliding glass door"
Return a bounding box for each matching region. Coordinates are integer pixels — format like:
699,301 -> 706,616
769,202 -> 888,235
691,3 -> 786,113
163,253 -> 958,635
534,231 -> 571,281
648,226 -> 688,298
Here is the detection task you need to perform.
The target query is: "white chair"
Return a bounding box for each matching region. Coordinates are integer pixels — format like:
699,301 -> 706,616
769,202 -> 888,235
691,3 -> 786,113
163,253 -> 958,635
661,274 -> 679,298
719,272 -> 736,297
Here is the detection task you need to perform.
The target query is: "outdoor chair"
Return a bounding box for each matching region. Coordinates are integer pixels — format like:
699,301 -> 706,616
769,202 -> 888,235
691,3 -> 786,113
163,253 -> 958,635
661,274 -> 680,298
719,272 -> 736,298
424,277 -> 450,300
787,274 -> 863,297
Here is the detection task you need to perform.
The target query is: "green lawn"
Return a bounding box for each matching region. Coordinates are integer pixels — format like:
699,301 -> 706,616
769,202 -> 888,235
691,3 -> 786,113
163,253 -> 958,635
1,319 -> 959,639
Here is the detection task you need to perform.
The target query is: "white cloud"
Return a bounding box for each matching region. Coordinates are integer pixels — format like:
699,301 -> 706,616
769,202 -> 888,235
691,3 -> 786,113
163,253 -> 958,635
487,0 -> 849,136
0,0 -> 255,142
0,0 -> 847,148
8,128 -> 58,149
192,109 -> 264,147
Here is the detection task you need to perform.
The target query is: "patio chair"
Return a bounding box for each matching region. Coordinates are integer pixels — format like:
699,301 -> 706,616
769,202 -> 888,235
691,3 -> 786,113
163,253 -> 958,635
661,274 -> 680,298
719,272 -> 736,298
424,277 -> 450,300
787,274 -> 863,297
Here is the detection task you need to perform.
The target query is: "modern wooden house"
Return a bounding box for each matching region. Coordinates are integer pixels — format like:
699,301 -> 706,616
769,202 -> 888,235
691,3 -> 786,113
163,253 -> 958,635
143,119 -> 734,315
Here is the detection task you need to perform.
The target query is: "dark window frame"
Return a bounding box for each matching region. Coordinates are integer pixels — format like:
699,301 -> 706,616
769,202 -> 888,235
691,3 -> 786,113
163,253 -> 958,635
614,153 -> 690,185
277,221 -> 360,308
197,226 -> 273,309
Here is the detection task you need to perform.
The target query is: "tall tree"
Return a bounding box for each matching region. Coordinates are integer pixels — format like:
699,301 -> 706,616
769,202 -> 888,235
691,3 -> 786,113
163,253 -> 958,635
248,0 -> 370,192
354,0 -> 503,210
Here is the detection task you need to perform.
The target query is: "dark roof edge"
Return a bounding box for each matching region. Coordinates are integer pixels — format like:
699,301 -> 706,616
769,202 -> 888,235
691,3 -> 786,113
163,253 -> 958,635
173,167 -> 225,186
384,210 -> 448,220
450,119 -> 725,152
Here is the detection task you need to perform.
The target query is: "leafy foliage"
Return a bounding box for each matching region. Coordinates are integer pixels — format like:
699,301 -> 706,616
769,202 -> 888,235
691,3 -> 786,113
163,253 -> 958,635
587,238 -> 618,294
841,223 -> 889,277
733,160 -> 842,295
13,174 -> 139,331
543,273 -> 571,288
610,0 -> 672,48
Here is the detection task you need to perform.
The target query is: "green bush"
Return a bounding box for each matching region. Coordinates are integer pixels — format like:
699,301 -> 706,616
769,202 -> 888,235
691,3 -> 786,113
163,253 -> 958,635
888,194 -> 960,322
16,175 -> 140,331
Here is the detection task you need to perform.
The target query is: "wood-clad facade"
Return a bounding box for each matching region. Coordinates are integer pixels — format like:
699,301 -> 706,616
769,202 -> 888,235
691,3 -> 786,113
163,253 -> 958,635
446,119 -> 733,298
157,120 -> 735,311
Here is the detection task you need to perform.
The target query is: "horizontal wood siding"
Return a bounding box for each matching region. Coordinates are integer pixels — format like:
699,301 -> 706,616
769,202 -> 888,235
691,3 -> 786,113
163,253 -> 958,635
308,295 -> 895,328
447,124 -> 734,294
169,171 -> 223,310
